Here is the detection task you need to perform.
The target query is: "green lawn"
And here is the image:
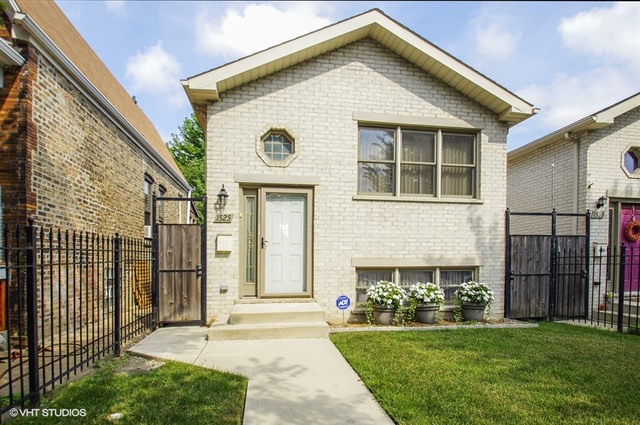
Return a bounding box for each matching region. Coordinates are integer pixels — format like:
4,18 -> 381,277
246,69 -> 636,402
331,322 -> 640,425
13,354 -> 247,425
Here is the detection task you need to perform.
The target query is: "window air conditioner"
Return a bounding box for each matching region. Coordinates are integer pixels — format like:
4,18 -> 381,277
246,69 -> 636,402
143,225 -> 153,239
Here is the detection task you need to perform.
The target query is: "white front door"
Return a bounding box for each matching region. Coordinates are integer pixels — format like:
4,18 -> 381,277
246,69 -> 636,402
261,189 -> 312,296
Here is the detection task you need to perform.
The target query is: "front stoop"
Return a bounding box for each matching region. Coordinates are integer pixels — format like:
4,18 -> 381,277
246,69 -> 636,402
208,302 -> 330,340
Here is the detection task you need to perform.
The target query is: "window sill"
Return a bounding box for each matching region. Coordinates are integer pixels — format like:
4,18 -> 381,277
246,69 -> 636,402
352,195 -> 483,204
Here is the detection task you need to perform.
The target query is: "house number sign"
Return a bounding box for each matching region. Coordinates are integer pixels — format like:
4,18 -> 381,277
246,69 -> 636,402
214,214 -> 233,223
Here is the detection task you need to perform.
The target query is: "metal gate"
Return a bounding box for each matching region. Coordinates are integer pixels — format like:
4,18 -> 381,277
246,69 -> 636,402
505,210 -> 590,320
152,196 -> 207,325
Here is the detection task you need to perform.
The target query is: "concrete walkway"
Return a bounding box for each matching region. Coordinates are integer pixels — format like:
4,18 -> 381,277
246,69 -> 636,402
129,327 -> 393,425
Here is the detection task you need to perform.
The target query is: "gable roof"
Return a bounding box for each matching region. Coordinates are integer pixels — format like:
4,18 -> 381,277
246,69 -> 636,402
9,0 -> 189,191
509,91 -> 640,161
182,9 -> 537,128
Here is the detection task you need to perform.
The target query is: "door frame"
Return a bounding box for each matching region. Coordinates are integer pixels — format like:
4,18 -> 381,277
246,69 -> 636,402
240,186 -> 313,298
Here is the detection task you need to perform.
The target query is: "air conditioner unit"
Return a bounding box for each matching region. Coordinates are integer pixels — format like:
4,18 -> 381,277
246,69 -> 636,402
143,225 -> 153,239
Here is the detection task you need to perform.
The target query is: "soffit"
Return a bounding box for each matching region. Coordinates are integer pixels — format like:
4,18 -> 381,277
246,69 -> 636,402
183,9 -> 536,127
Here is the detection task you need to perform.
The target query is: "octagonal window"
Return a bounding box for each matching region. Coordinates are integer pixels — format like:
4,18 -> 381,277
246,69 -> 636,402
263,132 -> 293,161
624,150 -> 639,174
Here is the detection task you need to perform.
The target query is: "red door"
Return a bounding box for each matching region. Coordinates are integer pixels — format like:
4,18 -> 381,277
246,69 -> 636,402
620,204 -> 640,292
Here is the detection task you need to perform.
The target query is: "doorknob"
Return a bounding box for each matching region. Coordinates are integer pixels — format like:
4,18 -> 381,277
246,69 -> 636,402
261,237 -> 269,249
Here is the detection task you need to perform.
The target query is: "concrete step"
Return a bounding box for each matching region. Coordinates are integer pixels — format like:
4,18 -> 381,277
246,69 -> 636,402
208,302 -> 329,340
590,309 -> 640,324
209,318 -> 329,341
228,302 -> 326,325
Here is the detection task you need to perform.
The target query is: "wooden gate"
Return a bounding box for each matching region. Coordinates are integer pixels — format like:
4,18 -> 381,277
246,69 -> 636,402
505,210 -> 590,320
157,224 -> 204,324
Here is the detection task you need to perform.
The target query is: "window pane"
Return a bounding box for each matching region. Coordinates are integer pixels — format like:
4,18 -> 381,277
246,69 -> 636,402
443,133 -> 474,165
399,270 -> 434,287
245,197 -> 256,283
356,270 -> 393,303
358,163 -> 394,194
359,128 -> 395,161
400,164 -> 435,195
263,133 -> 293,161
442,166 -> 475,197
440,270 -> 473,301
402,131 -> 435,163
624,151 -> 638,173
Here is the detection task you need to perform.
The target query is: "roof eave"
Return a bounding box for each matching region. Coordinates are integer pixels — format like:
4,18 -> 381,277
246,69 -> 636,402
183,10 -> 536,122
509,116 -> 598,161
12,11 -> 190,192
0,38 -> 25,66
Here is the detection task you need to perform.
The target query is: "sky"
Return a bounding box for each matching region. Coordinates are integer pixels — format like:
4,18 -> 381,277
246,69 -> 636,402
55,1 -> 640,151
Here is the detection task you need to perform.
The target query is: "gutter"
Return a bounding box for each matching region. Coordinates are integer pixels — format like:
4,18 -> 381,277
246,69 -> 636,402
0,38 -> 25,66
12,12 -> 190,193
509,115 -> 597,160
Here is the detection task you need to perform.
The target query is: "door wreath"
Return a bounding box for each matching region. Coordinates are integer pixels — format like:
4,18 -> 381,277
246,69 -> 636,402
624,206 -> 640,242
624,220 -> 640,242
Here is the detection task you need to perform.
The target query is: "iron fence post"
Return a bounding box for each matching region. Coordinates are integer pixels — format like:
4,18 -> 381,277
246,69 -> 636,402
201,195 -> 208,326
584,211 -> 591,320
617,244 -> 626,333
504,209 -> 512,318
113,234 -> 122,356
25,218 -> 40,406
151,193 -> 159,329
549,209 -> 558,319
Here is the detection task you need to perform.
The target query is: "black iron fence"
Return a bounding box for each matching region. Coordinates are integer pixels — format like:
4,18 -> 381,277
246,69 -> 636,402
565,244 -> 640,333
0,220 -> 154,417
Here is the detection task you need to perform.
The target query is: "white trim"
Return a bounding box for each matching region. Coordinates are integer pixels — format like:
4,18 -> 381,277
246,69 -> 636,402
11,12 -> 190,193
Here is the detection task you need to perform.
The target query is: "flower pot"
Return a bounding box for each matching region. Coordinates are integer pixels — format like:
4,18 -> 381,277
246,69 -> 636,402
461,303 -> 486,322
373,305 -> 396,325
415,303 -> 439,324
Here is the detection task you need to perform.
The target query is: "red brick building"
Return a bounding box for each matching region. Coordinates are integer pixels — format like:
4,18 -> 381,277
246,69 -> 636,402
0,0 -> 190,238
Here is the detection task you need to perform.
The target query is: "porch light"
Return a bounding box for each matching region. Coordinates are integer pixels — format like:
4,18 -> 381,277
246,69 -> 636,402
596,196 -> 608,209
217,185 -> 229,207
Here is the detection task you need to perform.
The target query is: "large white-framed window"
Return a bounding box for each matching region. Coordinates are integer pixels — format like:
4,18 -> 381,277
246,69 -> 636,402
355,267 -> 474,306
358,126 -> 478,199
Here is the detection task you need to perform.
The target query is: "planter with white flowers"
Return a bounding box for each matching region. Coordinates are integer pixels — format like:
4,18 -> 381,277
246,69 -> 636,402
366,280 -> 406,325
407,282 -> 445,324
454,281 -> 495,322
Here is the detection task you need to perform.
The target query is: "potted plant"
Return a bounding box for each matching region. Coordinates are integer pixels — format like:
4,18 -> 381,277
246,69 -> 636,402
366,280 -> 406,325
454,281 -> 495,322
407,282 -> 444,324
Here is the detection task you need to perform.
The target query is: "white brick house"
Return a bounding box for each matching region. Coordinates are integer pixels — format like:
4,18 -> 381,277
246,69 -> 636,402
508,92 -> 640,293
183,9 -> 536,323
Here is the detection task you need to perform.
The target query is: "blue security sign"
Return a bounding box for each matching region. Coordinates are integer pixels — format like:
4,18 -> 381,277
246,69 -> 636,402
336,295 -> 351,310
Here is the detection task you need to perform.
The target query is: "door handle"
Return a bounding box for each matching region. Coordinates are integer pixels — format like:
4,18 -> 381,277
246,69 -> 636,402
261,237 -> 269,249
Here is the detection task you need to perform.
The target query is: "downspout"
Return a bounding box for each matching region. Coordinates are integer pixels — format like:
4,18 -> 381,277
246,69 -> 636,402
566,132 -> 580,234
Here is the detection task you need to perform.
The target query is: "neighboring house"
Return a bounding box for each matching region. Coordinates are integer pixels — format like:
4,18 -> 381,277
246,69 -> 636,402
508,92 -> 640,292
0,0 -> 190,239
182,9 -> 536,322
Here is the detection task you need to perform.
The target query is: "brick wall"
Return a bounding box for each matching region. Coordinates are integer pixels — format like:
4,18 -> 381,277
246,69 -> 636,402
205,39 -> 510,322
0,41 -> 188,238
583,106 -> 640,245
508,106 -> 640,244
507,135 -> 582,235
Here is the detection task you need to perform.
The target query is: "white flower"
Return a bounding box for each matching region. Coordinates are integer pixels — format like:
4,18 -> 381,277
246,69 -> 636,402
454,281 -> 494,306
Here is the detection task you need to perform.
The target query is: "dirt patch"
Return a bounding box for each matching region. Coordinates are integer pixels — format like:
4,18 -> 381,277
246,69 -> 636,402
115,356 -> 164,375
